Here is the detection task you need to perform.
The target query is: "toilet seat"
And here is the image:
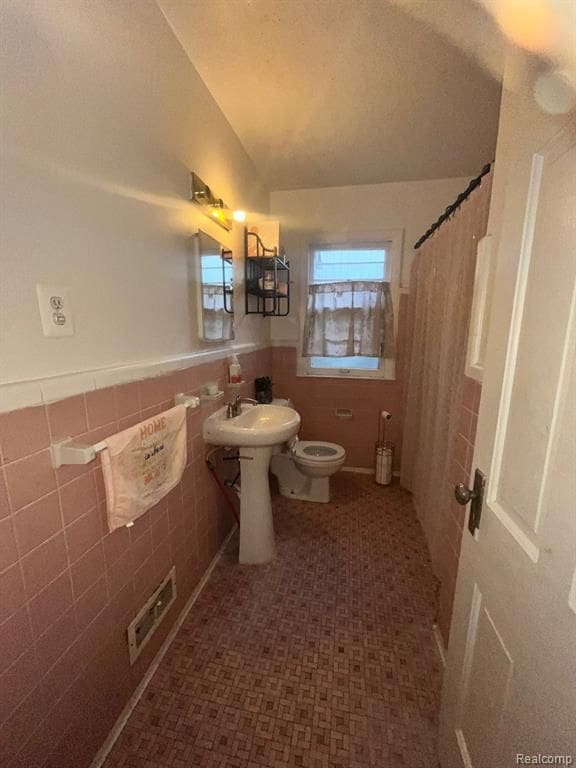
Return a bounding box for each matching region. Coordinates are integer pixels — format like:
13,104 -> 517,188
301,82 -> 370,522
293,441 -> 346,463
271,437 -> 346,503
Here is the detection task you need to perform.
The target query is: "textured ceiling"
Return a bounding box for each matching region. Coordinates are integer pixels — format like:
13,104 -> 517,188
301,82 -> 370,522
158,0 -> 503,190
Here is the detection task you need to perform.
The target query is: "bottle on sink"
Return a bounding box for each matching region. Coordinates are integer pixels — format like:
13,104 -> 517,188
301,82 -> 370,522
228,354 -> 242,384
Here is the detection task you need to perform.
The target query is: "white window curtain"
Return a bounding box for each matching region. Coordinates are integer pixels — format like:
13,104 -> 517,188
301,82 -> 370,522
202,285 -> 234,341
302,281 -> 394,358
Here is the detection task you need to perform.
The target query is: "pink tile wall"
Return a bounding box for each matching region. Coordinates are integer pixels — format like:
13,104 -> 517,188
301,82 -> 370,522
0,347 -> 271,768
436,375 -> 482,647
271,294 -> 408,469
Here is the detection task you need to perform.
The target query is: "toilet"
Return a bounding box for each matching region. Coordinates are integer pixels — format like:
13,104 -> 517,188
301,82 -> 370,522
269,399 -> 346,503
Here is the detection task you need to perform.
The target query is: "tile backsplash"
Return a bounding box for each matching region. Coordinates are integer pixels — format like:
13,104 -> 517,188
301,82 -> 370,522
0,348 -> 271,768
271,294 -> 408,470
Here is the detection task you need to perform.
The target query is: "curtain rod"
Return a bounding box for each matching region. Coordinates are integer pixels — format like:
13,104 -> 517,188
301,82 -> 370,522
413,162 -> 492,250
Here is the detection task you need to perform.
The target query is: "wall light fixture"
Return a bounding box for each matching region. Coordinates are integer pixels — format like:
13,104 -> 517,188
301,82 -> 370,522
191,172 -> 245,231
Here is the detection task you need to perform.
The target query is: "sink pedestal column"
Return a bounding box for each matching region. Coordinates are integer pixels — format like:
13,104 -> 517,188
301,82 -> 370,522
238,446 -> 275,564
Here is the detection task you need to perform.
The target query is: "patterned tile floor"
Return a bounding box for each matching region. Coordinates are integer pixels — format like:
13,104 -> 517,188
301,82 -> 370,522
103,475 -> 441,768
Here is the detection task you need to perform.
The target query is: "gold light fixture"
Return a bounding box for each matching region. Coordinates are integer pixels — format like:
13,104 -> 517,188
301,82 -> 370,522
191,172 -> 245,231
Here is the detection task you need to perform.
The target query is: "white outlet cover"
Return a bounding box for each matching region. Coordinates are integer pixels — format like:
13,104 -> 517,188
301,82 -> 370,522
36,284 -> 75,337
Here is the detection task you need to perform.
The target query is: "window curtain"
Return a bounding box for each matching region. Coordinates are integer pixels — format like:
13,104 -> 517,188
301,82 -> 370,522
302,281 -> 394,358
202,285 -> 234,341
400,171 -> 492,574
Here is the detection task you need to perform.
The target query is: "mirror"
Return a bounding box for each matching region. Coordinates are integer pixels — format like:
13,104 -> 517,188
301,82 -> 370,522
196,230 -> 234,342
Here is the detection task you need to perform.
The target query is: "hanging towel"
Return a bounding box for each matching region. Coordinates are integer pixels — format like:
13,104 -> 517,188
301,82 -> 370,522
101,404 -> 187,531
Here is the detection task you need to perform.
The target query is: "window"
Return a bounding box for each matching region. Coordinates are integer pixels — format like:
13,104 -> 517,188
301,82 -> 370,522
309,245 -> 388,372
311,247 -> 388,283
298,235 -> 401,380
200,254 -> 224,285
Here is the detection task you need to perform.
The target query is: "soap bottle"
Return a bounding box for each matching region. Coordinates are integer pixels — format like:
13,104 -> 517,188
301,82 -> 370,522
229,354 -> 242,384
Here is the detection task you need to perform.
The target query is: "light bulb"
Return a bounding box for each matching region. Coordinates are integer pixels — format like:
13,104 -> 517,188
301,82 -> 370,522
233,210 -> 247,223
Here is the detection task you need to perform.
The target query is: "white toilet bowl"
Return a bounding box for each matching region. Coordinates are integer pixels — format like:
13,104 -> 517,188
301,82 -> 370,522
268,399 -> 346,503
270,438 -> 346,503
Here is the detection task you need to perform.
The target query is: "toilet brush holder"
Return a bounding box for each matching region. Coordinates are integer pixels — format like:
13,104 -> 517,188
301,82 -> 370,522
375,441 -> 394,485
375,410 -> 393,485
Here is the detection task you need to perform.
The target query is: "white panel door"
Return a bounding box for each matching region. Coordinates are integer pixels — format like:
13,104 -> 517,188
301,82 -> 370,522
438,60 -> 576,768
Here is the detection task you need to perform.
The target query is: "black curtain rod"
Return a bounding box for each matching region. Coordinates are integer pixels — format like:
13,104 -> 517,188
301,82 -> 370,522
413,162 -> 492,250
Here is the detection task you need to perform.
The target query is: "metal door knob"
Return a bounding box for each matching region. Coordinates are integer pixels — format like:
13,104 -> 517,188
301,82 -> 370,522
454,483 -> 477,506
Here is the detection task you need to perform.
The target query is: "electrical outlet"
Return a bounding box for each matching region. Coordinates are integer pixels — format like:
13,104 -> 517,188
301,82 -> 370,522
36,284 -> 75,337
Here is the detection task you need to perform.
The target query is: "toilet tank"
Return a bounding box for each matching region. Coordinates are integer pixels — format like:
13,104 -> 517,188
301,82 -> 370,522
270,398 -> 297,454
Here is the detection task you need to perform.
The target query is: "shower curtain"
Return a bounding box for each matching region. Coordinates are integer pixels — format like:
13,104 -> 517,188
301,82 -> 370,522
401,171 -> 492,574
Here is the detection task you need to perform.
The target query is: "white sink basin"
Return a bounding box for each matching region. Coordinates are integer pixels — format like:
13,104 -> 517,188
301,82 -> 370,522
203,404 -> 300,447
202,402 -> 300,565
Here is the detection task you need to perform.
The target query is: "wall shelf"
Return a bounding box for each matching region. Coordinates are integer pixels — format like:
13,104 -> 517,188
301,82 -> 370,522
200,391 -> 225,403
245,230 -> 290,317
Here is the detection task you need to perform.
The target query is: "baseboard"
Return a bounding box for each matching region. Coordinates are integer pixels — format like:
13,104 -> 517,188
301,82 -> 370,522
432,623 -> 447,667
90,525 -> 237,768
342,467 -> 401,478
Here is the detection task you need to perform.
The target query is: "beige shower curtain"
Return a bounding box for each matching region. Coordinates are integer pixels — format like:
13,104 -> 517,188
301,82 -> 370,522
401,172 -> 492,574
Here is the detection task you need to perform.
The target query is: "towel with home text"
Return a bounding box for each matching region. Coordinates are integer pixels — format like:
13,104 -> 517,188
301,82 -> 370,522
101,405 -> 187,531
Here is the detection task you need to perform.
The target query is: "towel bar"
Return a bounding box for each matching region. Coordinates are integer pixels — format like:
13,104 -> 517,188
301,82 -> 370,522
50,392 -> 200,468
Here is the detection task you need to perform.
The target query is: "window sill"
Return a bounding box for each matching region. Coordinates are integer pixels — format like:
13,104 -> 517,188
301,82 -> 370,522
296,358 -> 396,381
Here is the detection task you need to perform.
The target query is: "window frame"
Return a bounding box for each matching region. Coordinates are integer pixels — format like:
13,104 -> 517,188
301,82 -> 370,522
297,229 -> 403,381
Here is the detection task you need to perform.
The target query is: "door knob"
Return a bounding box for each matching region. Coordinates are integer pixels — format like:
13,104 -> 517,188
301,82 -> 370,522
454,482 -> 476,506
455,470 -> 486,536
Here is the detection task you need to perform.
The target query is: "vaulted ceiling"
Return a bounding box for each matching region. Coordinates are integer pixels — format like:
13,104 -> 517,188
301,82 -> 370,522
158,0 -> 503,190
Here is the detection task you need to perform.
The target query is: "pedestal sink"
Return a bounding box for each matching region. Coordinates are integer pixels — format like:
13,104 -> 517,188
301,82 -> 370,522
203,403 -> 300,564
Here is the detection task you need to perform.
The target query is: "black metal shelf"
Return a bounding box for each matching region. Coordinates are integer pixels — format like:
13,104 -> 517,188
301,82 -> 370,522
245,230 -> 290,317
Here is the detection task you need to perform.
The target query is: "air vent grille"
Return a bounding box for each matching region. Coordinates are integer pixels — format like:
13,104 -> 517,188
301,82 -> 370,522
127,566 -> 176,665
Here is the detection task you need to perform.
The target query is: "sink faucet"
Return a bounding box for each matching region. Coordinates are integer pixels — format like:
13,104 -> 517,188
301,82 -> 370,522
225,395 -> 258,419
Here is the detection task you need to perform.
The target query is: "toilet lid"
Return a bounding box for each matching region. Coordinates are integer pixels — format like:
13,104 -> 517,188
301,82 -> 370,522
293,441 -> 345,462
